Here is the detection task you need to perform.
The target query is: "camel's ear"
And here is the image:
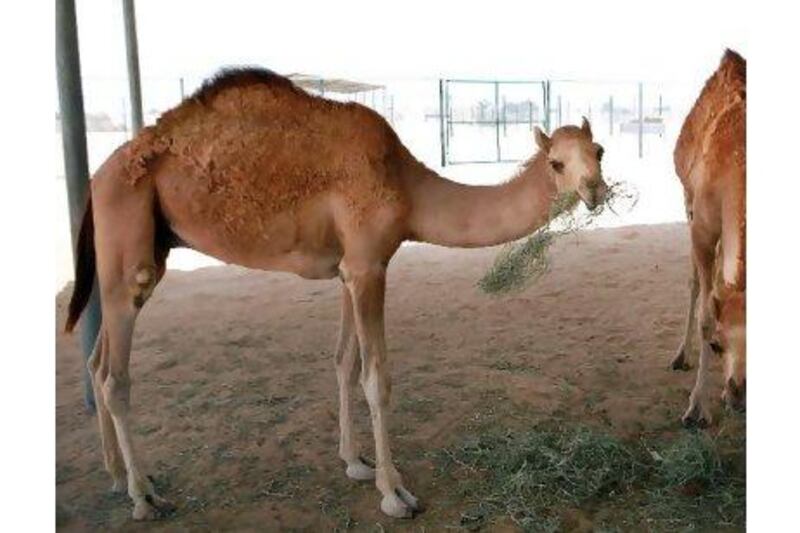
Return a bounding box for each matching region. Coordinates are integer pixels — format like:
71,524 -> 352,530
581,116 -> 592,137
534,127 -> 551,150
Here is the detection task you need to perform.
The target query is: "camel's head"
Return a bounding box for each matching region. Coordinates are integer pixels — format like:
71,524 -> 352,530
710,289 -> 746,411
535,117 -> 608,210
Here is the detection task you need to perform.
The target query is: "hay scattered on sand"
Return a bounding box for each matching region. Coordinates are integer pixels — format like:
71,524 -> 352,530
435,424 -> 745,532
478,180 -> 638,294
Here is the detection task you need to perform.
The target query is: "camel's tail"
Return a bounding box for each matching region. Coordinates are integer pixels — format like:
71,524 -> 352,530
65,195 -> 96,333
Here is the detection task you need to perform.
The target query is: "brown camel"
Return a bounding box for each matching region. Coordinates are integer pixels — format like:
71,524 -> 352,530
670,50 -> 746,426
65,68 -> 608,520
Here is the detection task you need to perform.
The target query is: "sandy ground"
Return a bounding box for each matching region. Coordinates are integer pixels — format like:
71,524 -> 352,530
55,223 -> 740,531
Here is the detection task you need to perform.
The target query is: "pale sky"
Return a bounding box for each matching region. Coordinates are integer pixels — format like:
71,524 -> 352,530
74,0 -> 748,84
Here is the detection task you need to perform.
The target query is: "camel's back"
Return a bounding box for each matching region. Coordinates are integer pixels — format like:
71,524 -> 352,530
674,50 -> 746,192
124,69 -> 411,219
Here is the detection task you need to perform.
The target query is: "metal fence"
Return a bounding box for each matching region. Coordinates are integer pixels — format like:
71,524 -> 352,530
66,75 -> 678,176
438,79 -> 548,165
438,79 -> 672,165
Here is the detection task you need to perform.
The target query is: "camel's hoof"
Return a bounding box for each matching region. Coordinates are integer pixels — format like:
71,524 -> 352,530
380,487 -> 422,518
671,347 -> 690,371
346,460 -> 375,481
681,402 -> 711,428
110,479 -> 125,494
397,486 -> 423,513
381,494 -> 412,518
131,494 -> 175,521
132,500 -> 159,521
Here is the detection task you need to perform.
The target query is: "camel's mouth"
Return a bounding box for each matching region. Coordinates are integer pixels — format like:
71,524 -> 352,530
579,179 -> 608,211
581,196 -> 599,211
723,377 -> 746,412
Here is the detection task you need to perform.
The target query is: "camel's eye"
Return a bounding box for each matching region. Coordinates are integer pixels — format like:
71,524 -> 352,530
596,146 -> 604,161
549,160 -> 564,173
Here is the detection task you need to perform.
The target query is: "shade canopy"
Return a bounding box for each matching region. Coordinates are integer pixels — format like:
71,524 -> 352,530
287,73 -> 383,94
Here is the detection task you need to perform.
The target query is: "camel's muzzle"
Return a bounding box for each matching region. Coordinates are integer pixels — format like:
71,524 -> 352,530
723,377 -> 746,412
580,178 -> 608,211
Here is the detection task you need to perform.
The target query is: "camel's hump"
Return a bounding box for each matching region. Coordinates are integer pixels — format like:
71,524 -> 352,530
190,67 -> 300,104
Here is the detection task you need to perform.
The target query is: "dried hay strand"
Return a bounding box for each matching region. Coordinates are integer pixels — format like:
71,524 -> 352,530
478,180 -> 638,294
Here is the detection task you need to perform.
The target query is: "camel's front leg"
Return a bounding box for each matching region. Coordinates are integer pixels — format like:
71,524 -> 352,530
683,334 -> 714,427
672,198 -> 698,371
335,284 -> 375,481
682,224 -> 718,427
342,261 -> 420,518
672,257 -> 698,370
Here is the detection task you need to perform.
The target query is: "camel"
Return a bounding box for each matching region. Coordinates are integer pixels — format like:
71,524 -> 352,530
65,68 -> 608,520
670,50 -> 746,426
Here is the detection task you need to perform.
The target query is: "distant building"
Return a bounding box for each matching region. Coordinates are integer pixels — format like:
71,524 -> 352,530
56,111 -> 126,132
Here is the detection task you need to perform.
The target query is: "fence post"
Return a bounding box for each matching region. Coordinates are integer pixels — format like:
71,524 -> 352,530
502,96 -> 507,137
557,95 -> 562,127
528,99 -> 533,131
541,81 -> 551,133
638,82 -> 644,158
439,79 -> 446,167
609,95 -> 614,136
57,0 -> 101,413
494,81 -> 501,162
446,83 -> 452,137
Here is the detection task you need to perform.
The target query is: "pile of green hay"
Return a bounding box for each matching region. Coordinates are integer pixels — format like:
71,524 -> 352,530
443,427 -> 646,531
644,431 -> 746,530
435,425 -> 745,532
478,181 -> 638,294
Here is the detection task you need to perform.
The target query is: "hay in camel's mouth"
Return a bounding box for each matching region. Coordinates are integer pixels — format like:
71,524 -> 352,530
477,180 -> 638,294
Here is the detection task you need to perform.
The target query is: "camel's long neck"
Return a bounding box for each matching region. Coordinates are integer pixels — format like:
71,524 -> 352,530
405,154 -> 557,248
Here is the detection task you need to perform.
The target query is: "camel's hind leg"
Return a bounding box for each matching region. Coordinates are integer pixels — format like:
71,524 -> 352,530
91,176 -> 173,520
87,327 -> 126,492
101,297 -> 174,520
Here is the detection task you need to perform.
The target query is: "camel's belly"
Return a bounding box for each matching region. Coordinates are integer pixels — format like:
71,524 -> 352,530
154,160 -> 343,278
169,216 -> 343,280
